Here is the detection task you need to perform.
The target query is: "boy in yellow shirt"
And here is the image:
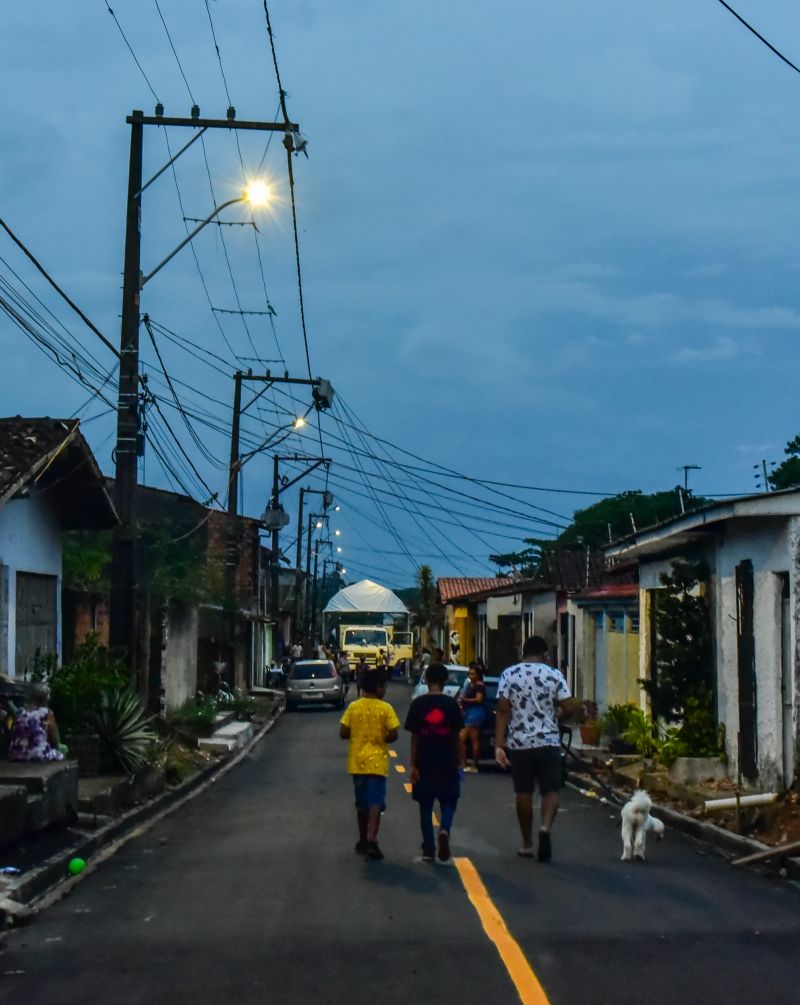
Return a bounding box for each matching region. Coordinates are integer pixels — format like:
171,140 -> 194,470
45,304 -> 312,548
339,668 -> 400,860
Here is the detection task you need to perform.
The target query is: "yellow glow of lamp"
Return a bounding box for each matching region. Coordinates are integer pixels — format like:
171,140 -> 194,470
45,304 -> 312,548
244,180 -> 271,207
293,416 -> 306,429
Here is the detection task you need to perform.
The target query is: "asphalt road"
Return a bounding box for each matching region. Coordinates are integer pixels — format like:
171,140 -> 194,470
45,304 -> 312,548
2,681 -> 800,1004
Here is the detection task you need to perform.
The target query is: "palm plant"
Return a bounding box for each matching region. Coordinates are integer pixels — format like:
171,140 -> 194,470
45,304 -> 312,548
93,688 -> 158,774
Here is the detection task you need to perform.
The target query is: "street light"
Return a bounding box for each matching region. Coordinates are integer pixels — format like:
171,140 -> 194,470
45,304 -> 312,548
140,181 -> 271,287
334,529 -> 342,537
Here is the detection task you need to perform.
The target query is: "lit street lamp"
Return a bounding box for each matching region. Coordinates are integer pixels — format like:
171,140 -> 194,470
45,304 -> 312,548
140,182 -> 271,287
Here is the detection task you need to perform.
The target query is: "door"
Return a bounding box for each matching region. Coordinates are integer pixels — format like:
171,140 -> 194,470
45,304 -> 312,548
487,615 -> 521,673
15,572 -> 57,678
736,560 -> 758,781
779,574 -> 794,788
593,611 -> 607,709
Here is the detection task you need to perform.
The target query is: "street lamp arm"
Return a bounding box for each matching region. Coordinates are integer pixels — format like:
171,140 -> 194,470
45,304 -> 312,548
140,197 -> 243,287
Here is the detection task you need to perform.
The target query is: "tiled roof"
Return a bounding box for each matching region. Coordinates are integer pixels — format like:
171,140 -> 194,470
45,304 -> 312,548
0,416 -> 117,528
437,577 -> 511,603
0,417 -> 80,503
574,583 -> 639,601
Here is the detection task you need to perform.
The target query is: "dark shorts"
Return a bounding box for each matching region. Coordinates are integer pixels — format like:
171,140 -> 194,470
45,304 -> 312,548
509,746 -> 562,795
352,774 -> 387,811
412,775 -> 461,807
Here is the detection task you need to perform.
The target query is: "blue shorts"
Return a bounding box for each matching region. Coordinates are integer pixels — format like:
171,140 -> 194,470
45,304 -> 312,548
464,707 -> 485,727
352,774 -> 387,811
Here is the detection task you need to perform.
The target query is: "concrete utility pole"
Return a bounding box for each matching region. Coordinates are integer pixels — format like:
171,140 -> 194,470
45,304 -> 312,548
678,464 -> 701,492
293,487 -> 332,642
109,107 -> 299,674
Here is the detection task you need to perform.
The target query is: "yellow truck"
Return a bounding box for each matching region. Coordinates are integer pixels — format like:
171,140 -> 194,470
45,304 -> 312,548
338,625 -> 394,668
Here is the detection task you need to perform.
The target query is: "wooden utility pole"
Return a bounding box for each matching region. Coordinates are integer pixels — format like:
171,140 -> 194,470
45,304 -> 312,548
109,108 -> 299,674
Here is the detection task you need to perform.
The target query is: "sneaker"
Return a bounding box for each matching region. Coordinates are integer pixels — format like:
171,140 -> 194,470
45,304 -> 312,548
421,844 -> 435,862
537,829 -> 552,863
366,841 -> 384,861
354,840 -> 368,855
464,766 -> 479,774
437,830 -> 451,862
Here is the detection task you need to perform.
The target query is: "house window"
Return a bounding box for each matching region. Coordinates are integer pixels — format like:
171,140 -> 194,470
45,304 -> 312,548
629,611 -> 640,634
608,610 -> 626,633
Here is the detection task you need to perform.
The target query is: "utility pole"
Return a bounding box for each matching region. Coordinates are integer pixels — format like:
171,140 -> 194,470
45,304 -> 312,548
109,114 -> 143,668
310,537 -> 320,644
293,487 -> 333,642
109,107 -> 299,675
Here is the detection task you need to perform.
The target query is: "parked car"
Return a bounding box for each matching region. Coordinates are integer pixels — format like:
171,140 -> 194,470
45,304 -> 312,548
411,664 -> 470,701
286,660 -> 345,710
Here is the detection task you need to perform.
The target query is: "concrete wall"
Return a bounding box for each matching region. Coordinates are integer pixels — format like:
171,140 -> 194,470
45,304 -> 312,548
521,593 -> 557,650
164,600 -> 200,713
0,494 -> 62,677
636,517 -> 800,788
712,519 -> 799,788
485,594 -> 519,629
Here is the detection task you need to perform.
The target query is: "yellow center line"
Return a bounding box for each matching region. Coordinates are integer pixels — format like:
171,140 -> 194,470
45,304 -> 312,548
394,764 -> 406,774
454,857 -> 552,1005
404,782 -> 412,794
389,750 -> 398,758
432,811 -> 440,827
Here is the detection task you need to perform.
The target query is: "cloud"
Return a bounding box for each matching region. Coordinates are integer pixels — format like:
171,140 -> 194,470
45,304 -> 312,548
670,335 -> 755,364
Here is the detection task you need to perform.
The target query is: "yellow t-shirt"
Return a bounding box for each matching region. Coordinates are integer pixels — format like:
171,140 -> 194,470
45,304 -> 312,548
340,697 -> 400,776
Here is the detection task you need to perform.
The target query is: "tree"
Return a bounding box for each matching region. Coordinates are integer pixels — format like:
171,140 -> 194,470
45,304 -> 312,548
490,489 -> 712,575
412,565 -> 438,649
769,434 -> 800,491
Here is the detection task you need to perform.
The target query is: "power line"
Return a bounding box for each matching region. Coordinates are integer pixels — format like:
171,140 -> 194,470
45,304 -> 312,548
102,1 -> 161,102
714,0 -> 800,77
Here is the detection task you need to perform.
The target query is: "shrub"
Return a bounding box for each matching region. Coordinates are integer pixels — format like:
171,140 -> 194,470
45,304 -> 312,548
600,703 -> 639,739
170,696 -> 218,730
623,708 -> 660,758
45,634 -> 128,735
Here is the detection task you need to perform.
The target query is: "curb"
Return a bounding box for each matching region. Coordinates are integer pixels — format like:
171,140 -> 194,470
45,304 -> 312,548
567,765 -> 800,881
0,701 -> 284,932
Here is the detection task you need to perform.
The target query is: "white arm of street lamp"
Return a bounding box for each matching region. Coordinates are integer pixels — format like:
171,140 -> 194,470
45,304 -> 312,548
140,197 -> 243,288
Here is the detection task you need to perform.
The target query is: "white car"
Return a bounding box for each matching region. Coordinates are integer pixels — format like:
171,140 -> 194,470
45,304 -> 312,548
411,664 -> 470,701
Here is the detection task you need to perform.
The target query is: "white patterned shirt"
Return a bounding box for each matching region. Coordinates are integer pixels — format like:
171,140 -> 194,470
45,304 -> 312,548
497,661 -> 571,749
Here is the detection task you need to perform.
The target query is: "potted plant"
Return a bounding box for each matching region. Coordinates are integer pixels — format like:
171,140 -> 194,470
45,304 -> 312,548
601,703 -> 639,754
578,700 -> 602,746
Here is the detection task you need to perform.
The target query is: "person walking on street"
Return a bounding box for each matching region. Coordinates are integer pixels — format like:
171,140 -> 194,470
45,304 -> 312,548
494,636 -> 572,861
354,656 -> 369,697
404,662 -> 465,862
459,663 -> 487,773
339,668 -> 400,861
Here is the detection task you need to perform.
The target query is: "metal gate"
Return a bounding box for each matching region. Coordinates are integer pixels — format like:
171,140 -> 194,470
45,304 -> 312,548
487,615 -> 521,673
15,572 -> 57,678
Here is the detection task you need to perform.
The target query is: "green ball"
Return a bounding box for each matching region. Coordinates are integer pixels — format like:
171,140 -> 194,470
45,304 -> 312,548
68,857 -> 86,876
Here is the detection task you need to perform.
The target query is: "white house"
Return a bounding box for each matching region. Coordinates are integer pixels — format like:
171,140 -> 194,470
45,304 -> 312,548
606,490 -> 800,790
0,417 -> 117,679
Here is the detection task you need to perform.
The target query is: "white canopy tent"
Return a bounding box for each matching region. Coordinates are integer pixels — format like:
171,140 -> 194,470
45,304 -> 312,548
323,579 -> 408,615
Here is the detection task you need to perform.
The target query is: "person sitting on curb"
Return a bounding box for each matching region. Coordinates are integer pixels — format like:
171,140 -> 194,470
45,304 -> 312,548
9,682 -> 66,762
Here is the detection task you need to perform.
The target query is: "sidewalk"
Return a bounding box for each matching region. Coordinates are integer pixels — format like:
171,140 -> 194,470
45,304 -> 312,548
0,698 -> 284,929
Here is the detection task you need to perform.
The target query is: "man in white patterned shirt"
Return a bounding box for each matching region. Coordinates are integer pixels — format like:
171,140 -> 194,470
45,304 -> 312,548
495,635 -> 572,861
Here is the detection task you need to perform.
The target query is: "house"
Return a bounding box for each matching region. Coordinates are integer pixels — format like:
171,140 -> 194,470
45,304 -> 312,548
64,483 -> 270,711
0,418 -> 118,679
438,552 -> 607,684
436,578 -> 510,665
569,581 -> 640,708
606,489 -> 800,789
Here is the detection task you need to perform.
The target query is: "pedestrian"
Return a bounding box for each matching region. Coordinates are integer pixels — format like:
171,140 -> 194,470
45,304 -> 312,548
336,651 -> 352,695
290,639 -> 302,660
434,647 -> 445,664
339,668 -> 400,861
405,662 -> 464,862
8,683 -> 65,763
459,663 -> 487,773
355,656 -> 369,697
494,635 -> 572,861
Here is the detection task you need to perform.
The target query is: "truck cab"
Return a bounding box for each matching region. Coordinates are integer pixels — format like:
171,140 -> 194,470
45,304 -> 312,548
338,626 -> 393,668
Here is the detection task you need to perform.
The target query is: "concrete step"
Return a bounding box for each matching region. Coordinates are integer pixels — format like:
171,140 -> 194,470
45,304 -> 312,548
0,784 -> 27,849
197,720 -> 254,755
213,711 -> 237,729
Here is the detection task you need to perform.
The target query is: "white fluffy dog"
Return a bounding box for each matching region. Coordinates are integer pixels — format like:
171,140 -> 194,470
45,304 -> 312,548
620,790 -> 664,861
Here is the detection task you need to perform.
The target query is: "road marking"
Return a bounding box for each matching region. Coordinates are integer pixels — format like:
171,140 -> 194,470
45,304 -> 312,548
389,750 -> 398,759
433,812 -> 440,827
394,764 -> 406,774
404,782 -> 412,794
454,857 -> 552,1005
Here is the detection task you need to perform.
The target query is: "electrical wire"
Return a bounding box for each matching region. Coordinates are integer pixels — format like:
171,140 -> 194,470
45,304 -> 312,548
714,0 -> 800,77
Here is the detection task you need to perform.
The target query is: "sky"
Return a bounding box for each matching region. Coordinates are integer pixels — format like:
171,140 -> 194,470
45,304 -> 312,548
2,1 -> 800,588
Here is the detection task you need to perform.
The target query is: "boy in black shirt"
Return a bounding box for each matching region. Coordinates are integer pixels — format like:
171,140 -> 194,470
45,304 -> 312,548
404,662 -> 465,862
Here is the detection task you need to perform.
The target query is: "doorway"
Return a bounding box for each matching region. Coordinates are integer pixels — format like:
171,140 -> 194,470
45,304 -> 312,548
735,560 -> 758,781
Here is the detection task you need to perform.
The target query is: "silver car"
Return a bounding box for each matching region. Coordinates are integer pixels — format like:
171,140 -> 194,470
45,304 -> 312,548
411,664 -> 470,701
286,660 -> 345,710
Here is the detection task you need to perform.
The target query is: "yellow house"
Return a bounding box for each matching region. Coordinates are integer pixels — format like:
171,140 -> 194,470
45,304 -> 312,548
573,583 -> 640,709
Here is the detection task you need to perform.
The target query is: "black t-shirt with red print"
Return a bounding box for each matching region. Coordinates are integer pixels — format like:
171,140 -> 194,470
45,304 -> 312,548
404,693 -> 463,783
